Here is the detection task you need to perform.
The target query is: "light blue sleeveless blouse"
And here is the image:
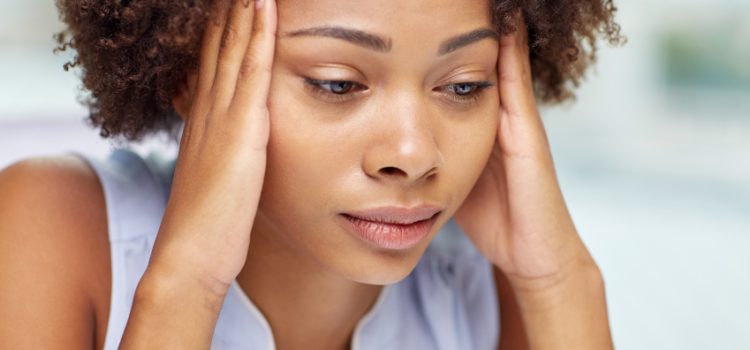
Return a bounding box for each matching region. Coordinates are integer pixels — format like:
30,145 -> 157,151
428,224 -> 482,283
74,148 -> 499,350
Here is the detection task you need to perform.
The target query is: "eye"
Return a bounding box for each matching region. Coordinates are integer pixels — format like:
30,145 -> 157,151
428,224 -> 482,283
438,81 -> 494,105
303,78 -> 367,103
453,83 -> 477,95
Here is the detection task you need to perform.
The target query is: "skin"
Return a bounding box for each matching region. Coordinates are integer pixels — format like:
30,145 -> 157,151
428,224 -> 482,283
0,0 -> 613,349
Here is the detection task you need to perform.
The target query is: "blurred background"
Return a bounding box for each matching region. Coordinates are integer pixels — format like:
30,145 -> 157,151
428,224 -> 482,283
0,0 -> 748,348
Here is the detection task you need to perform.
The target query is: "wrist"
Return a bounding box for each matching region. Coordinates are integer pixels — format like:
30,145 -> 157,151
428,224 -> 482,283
137,261 -> 230,312
147,233 -> 238,299
503,259 -> 613,350
504,253 -> 602,294
120,262 -> 228,348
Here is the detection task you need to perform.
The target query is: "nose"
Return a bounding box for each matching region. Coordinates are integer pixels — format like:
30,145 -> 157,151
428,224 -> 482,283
362,98 -> 444,185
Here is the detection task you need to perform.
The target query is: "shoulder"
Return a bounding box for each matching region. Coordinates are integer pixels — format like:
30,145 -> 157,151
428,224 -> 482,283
0,155 -> 110,349
0,155 -> 108,242
0,155 -> 104,207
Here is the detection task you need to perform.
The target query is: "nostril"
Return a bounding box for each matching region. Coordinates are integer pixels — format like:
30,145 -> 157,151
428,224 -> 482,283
380,166 -> 406,177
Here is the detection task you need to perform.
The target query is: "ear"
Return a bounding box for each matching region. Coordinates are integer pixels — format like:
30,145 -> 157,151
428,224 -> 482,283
171,72 -> 199,121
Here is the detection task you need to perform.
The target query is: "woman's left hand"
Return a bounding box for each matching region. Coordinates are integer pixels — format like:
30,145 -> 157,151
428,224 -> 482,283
453,16 -> 595,289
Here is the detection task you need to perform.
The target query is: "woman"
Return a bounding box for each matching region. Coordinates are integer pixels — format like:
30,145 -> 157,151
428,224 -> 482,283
0,0 -> 623,348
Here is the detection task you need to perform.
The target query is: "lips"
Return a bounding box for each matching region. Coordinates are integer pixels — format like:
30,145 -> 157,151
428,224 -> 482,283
343,206 -> 442,225
339,205 -> 442,250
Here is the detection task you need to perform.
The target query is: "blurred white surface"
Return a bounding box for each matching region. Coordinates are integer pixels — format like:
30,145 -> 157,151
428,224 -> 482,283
1,0 -> 748,349
0,119 -> 110,166
0,119 -> 177,168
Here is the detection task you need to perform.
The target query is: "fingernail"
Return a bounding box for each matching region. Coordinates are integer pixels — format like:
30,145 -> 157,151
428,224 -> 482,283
255,0 -> 265,9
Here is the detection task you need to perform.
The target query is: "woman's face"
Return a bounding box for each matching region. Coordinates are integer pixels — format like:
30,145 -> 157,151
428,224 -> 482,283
256,0 -> 499,284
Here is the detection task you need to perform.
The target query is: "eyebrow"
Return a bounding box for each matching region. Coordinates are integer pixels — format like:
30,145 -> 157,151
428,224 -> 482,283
285,26 -> 392,52
283,26 -> 498,56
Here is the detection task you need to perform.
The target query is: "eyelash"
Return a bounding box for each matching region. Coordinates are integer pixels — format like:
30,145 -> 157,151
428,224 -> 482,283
303,78 -> 494,106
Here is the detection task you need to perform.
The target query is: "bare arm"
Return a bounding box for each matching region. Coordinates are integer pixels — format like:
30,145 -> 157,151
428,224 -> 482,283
0,157 -> 109,349
497,261 -> 612,350
495,267 -> 530,350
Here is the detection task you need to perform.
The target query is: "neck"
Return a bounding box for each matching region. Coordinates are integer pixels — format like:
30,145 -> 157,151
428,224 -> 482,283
237,219 -> 383,350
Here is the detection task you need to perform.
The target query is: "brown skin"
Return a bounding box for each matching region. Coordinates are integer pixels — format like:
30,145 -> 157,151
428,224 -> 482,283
1,0 -> 615,349
0,156 -> 111,349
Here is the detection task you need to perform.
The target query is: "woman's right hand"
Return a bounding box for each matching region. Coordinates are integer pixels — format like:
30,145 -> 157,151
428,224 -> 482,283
146,0 -> 276,303
120,1 -> 277,347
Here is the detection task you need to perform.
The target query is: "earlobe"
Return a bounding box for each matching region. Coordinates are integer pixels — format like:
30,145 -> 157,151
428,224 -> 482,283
171,72 -> 199,121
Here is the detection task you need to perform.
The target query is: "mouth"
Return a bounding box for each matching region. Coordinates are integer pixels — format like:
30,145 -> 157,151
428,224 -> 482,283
339,206 -> 442,250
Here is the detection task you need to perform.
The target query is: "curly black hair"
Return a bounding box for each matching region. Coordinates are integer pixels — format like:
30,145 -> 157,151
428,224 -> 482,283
55,0 -> 624,141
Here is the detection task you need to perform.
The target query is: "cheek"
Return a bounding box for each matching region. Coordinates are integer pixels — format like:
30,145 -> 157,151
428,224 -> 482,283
467,95 -> 500,162
264,81 -> 354,209
442,109 -> 498,195
267,73 -> 368,173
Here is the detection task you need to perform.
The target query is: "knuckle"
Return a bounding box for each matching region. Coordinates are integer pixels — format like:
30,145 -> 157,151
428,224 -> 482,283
253,29 -> 275,44
238,56 -> 270,79
253,20 -> 266,35
220,24 -> 239,50
252,12 -> 266,33
238,59 -> 259,79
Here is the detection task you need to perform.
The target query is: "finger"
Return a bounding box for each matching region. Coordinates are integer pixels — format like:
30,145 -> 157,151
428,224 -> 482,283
496,14 -> 565,210
195,0 -> 231,101
231,0 -> 277,114
211,0 -> 257,110
497,13 -> 550,160
498,12 -> 536,120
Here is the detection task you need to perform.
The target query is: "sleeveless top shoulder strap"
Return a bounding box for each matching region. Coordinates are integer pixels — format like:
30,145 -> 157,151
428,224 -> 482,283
72,148 -> 175,350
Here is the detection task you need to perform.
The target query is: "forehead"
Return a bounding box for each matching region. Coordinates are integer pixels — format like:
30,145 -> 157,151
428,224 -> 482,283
276,0 -> 494,43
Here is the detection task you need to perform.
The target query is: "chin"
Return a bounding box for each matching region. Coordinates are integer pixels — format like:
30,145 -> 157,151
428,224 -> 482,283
334,214 -> 457,285
345,266 -> 417,286
332,240 -> 433,286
